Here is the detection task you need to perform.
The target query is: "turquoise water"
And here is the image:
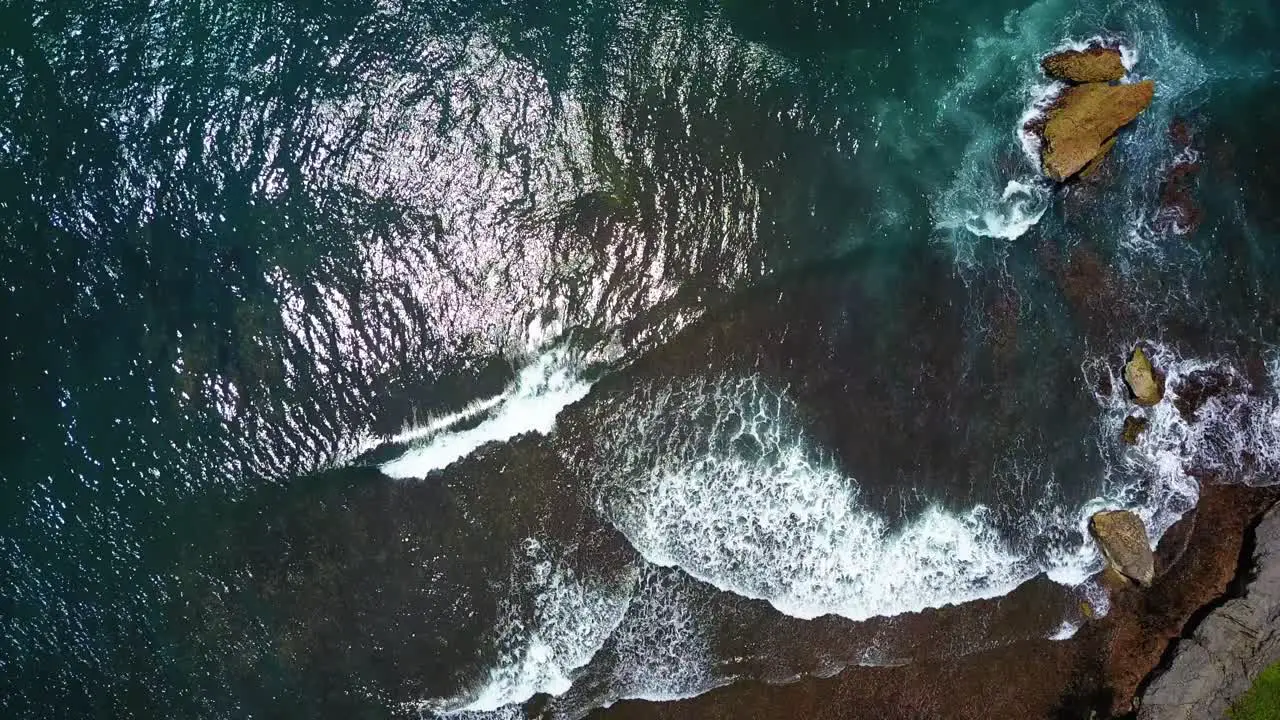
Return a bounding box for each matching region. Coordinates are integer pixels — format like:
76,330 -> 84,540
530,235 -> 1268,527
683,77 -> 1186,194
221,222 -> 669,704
3,0 -> 1280,716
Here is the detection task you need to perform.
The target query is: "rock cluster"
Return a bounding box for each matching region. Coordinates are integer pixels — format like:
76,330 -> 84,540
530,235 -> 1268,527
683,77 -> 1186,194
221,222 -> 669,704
1030,46 -> 1154,181
1139,503 -> 1280,719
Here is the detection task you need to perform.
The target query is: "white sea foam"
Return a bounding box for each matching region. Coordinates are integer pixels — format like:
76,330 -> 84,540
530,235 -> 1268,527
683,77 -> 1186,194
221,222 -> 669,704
1049,621 -> 1081,641
410,539 -> 638,718
1120,43 -> 1139,73
593,567 -> 724,707
380,347 -> 593,478
1082,577 -> 1111,619
961,179 -> 1052,240
1098,345 -> 1280,502
1015,80 -> 1066,165
594,376 -> 1049,622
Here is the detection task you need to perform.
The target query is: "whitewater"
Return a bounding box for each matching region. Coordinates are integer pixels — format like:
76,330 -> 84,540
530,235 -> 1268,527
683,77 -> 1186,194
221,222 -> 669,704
385,335 -> 1280,720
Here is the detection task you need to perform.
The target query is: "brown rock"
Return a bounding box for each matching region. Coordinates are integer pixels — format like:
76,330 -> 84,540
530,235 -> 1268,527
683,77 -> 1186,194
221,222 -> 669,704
1079,136 -> 1117,180
1124,346 -> 1164,406
1042,47 -> 1127,83
1040,80 -> 1155,181
1122,415 -> 1149,445
1090,510 -> 1155,587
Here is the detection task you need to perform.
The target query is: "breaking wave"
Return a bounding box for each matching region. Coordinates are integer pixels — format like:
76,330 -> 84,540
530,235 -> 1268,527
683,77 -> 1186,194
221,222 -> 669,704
593,375 -> 1090,621
380,347 -> 593,478
409,539 -> 638,718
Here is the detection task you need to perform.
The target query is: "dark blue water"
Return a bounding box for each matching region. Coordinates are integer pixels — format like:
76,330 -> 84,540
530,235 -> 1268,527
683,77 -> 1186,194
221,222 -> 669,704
4,0 -> 1280,717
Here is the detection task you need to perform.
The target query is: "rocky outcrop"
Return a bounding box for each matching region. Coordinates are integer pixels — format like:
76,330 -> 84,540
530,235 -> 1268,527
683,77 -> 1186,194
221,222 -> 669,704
1124,346 -> 1165,406
1172,365 -> 1244,421
1042,47 -> 1126,83
1155,119 -> 1204,236
1039,80 -> 1155,181
1122,414 -> 1149,445
1138,503 -> 1280,720
1091,510 -> 1156,586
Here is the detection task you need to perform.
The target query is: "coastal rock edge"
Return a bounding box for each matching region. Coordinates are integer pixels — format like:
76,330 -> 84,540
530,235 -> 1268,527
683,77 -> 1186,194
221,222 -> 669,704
1138,503 -> 1280,719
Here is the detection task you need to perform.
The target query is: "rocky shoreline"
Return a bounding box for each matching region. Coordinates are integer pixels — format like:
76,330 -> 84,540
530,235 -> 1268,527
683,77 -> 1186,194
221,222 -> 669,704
587,41 -> 1272,720
593,484 -> 1279,720
1139,503 -> 1280,719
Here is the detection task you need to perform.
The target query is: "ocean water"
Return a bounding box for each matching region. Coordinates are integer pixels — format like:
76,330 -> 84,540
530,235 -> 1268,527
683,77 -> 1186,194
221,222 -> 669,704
4,0 -> 1280,716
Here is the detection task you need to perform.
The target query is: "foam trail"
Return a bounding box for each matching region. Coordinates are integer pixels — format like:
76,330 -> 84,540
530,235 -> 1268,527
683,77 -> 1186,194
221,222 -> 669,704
381,347 -> 593,478
384,394 -> 507,447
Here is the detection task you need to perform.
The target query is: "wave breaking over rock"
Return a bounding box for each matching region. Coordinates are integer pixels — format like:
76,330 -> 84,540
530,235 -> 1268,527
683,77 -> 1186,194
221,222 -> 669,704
594,375 -> 1104,621
410,539 -> 638,718
1092,344 -> 1280,554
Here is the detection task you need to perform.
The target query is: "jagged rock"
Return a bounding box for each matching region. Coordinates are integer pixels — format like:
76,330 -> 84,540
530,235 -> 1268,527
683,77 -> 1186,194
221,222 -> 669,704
1122,414 -> 1149,445
1138,504 -> 1280,719
1172,366 -> 1244,421
1042,47 -> 1126,84
1124,346 -> 1164,406
1039,80 -> 1155,181
1090,510 -> 1155,586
